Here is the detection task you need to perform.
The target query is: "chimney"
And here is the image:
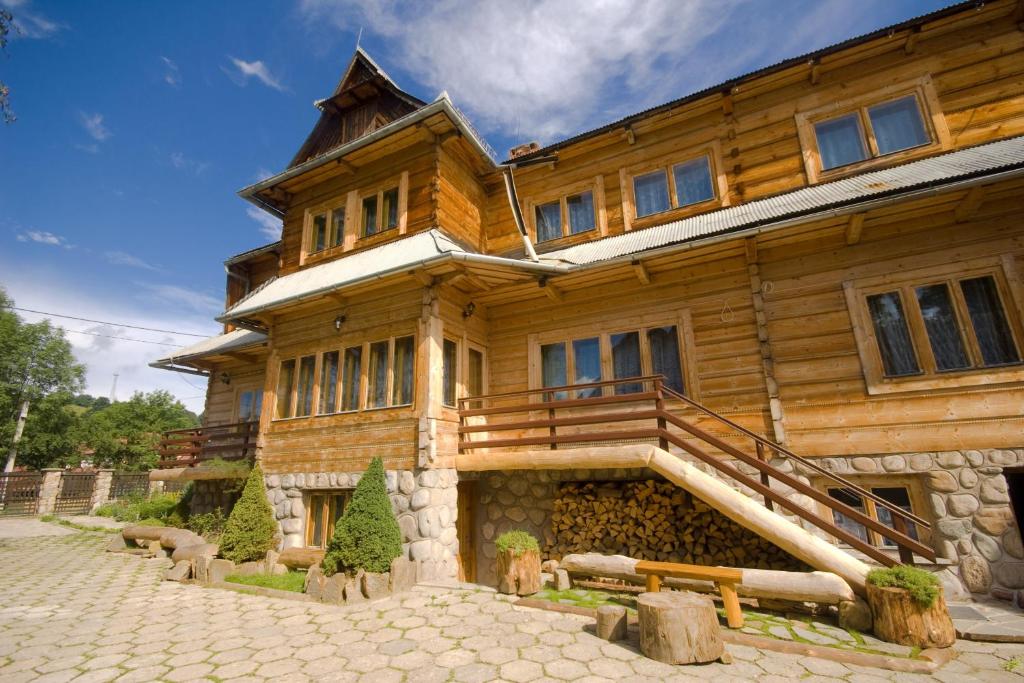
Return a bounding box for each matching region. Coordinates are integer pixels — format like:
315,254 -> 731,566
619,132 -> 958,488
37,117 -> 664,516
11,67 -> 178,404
508,141 -> 540,160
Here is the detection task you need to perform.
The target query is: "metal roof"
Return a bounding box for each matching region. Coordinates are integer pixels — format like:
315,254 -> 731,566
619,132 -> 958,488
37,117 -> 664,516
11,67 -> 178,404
224,240 -> 282,266
538,136 -> 1024,266
151,329 -> 268,367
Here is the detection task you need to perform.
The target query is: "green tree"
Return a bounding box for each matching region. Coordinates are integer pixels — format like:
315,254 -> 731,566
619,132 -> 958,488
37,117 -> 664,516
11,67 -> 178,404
14,391 -> 83,470
78,390 -> 198,470
322,457 -> 402,576
1,289 -> 85,471
219,464 -> 277,563
0,8 -> 16,123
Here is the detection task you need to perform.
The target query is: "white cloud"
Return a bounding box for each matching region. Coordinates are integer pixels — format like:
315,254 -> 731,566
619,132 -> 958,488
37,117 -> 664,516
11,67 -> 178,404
79,111 -> 111,142
169,151 -> 210,175
255,167 -> 274,182
16,229 -> 69,247
246,206 -> 282,240
224,57 -> 287,92
160,56 -> 181,87
134,282 -> 222,315
105,251 -> 161,272
0,0 -> 63,39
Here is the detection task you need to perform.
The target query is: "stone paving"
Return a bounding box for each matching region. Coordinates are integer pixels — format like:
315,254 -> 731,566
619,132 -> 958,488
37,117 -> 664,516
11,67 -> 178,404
1,530 -> 1023,683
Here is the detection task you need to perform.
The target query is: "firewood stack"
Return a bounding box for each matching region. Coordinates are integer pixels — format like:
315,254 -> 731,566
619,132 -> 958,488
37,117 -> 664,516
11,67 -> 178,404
546,480 -> 806,571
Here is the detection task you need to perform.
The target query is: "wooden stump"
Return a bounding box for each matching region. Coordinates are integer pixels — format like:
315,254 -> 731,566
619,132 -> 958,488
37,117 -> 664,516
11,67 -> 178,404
496,549 -> 541,595
638,591 -> 724,664
866,584 -> 956,648
596,605 -> 627,641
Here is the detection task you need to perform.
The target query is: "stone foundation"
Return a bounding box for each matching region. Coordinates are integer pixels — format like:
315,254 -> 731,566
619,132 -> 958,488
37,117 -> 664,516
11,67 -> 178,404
189,479 -> 241,516
263,468 -> 459,583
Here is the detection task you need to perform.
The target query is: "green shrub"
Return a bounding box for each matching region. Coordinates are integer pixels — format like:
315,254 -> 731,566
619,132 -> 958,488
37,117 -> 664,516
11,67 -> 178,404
172,482 -> 194,521
322,458 -> 402,576
187,509 -> 226,540
867,565 -> 941,608
495,530 -> 540,557
137,517 -> 166,527
136,493 -> 179,520
94,502 -> 118,518
225,571 -> 306,593
219,464 -> 277,564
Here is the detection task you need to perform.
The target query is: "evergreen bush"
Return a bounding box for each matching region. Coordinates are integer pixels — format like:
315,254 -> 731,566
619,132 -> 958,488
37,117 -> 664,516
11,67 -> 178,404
322,457 -> 402,576
867,565 -> 941,608
495,530 -> 540,556
219,464 -> 277,564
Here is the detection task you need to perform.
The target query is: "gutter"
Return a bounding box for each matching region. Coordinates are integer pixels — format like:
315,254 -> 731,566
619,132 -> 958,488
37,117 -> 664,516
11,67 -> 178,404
148,362 -> 211,377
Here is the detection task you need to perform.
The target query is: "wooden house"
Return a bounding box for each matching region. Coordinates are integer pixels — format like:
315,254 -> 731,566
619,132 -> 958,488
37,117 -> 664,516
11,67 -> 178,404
152,2 -> 1024,600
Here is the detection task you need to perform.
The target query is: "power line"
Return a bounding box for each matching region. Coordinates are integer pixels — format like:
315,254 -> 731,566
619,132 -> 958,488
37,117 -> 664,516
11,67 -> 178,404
3,306 -> 212,338
64,328 -> 179,347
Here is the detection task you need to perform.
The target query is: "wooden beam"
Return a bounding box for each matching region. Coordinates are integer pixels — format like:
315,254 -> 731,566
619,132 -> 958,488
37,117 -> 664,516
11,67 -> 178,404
327,292 -> 348,306
334,158 -> 357,174
413,271 -> 436,287
631,260 -> 652,285
808,58 -> 821,85
721,91 -> 734,116
903,27 -> 921,55
539,279 -> 563,301
462,273 -> 493,292
845,213 -> 866,246
744,237 -> 758,265
624,125 -> 636,145
223,351 -> 258,364
954,186 -> 987,223
1013,0 -> 1024,29
434,129 -> 461,147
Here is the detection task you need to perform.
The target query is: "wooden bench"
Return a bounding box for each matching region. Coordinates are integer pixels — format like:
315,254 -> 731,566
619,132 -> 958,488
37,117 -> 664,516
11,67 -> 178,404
634,560 -> 744,628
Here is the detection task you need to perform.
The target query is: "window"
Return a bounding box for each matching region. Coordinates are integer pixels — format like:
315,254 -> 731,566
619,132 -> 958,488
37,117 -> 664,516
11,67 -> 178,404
362,195 -> 379,237
466,347 -> 484,409
633,154 -> 716,219
330,208 -> 345,248
275,359 -> 295,419
537,324 -> 688,399
303,203 -> 346,260
442,339 -> 458,408
306,491 -> 350,549
295,355 -> 316,417
365,335 -> 415,410
318,351 -> 339,414
392,336 -> 415,406
846,261 -> 1024,393
367,340 -> 389,408
311,213 -> 328,253
362,185 -> 400,237
237,388 -> 263,422
341,346 -> 362,412
532,189 -> 598,243
820,480 -> 928,548
382,187 -> 399,231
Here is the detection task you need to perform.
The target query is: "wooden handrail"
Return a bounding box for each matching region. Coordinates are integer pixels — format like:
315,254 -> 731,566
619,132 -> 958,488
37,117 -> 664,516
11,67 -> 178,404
157,420 -> 257,469
457,375 -> 934,566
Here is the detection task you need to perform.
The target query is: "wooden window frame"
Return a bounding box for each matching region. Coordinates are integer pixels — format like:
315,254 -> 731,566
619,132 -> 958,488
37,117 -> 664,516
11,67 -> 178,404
812,475 -> 931,549
232,384 -> 264,423
620,140 -> 728,232
527,310 -> 700,402
525,176 -> 608,245
304,490 -> 352,550
300,201 -> 347,266
358,172 -> 409,240
442,337 -> 459,409
844,255 -> 1024,395
795,75 -> 951,184
270,332 -> 417,422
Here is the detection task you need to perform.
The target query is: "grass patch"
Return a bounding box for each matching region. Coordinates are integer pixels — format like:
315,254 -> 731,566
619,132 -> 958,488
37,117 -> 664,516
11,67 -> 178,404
224,571 -> 306,593
40,515 -> 117,534
867,565 -> 941,608
1006,657 -> 1022,673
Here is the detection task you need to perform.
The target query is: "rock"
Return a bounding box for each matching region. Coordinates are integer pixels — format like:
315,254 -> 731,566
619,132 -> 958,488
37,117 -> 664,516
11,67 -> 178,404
959,555 -> 992,593
390,556 -> 416,593
960,469 -> 979,488
148,540 -> 169,558
233,561 -> 265,576
362,571 -> 390,599
909,453 -> 932,471
418,470 -> 439,488
505,507 -> 527,523
987,450 -> 1018,466
937,452 -> 965,469
417,507 -> 440,538
208,559 -> 234,583
965,450 -> 984,467
285,489 -> 302,498
881,455 -> 906,472
958,537 -> 974,554
281,518 -> 302,534
398,514 -> 418,541
305,566 -> 324,598
194,555 -> 211,584
929,494 -> 947,518
994,562 -> 1024,590
123,524 -> 166,542
266,474 -> 280,488
322,574 -> 346,604
106,534 -> 129,552
171,543 -> 219,563
947,494 -> 980,518
935,568 -> 970,603
838,597 -> 872,632
336,473 -> 350,487
482,522 -> 495,540
926,471 -> 957,493
975,508 -> 1013,536
410,540 -> 431,561
973,533 -> 1002,562
344,571 -> 366,604
1003,529 -> 1024,559
270,563 -> 288,576
399,471 -> 415,494
290,498 -> 305,518
410,488 -> 430,511
936,518 -> 971,539
281,474 -> 294,488
159,528 -> 203,550
851,457 -> 876,472
385,471 -> 397,493
937,540 -> 958,562
554,569 -> 571,591
980,476 -> 1010,504
165,561 -> 191,582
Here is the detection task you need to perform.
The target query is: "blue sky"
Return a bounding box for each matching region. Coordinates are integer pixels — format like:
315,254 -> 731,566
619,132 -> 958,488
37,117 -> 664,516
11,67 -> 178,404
0,0 -> 949,412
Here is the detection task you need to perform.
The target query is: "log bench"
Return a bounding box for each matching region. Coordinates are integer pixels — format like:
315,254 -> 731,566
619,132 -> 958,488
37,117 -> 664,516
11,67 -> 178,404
634,560 -> 744,628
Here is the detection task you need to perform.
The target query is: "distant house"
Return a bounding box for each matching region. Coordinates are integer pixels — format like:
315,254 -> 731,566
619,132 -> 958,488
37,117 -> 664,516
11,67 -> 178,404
153,1 -> 1024,599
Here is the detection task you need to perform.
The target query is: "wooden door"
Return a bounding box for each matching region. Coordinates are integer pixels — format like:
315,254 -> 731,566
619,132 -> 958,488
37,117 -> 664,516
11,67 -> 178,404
456,480 -> 477,583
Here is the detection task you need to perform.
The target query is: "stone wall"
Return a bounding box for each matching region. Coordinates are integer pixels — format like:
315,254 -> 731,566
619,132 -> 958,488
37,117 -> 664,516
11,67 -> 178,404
263,468 -> 459,582
189,479 -> 241,516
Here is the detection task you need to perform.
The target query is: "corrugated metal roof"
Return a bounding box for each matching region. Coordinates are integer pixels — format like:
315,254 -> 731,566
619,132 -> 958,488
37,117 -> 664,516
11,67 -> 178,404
538,136 -> 1024,266
152,329 -> 268,366
224,240 -> 282,266
220,229 -> 468,321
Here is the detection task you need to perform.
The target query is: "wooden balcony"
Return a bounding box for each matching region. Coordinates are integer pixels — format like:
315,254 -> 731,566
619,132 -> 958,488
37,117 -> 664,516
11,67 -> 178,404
156,421 -> 257,469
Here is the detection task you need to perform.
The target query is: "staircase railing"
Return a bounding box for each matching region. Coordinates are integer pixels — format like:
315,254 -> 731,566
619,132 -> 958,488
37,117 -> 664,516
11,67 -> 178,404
157,420 -> 257,469
458,375 -> 934,568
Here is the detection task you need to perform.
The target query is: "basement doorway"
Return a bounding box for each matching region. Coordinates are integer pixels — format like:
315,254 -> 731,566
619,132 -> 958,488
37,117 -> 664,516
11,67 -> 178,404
456,480 -> 477,583
1004,467 -> 1024,535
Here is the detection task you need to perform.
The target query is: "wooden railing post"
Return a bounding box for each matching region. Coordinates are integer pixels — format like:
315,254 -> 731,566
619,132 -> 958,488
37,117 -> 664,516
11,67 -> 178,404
654,378 -> 669,451
548,392 -> 557,450
240,422 -> 252,463
755,442 -> 774,511
891,514 -> 915,565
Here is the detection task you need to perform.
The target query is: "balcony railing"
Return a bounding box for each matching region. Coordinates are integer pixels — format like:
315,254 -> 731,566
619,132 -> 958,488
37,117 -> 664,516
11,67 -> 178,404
157,421 -> 257,469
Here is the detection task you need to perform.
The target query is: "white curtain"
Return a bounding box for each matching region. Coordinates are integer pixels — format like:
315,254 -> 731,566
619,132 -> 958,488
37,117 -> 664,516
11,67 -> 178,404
915,284 -> 969,371
567,191 -> 595,234
673,157 -> 714,207
541,343 -> 567,400
868,96 -> 928,155
611,332 -> 642,394
815,114 -> 868,170
647,326 -> 684,393
867,292 -> 919,377
961,276 -> 1020,366
633,171 -> 670,217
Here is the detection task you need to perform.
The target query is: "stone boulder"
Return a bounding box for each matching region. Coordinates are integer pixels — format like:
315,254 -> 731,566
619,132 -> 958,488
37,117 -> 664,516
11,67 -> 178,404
232,561 -> 266,576
208,559 -> 235,584
390,556 -> 416,594
171,543 -> 219,564
106,534 -> 129,552
959,554 -> 992,593
362,572 -> 390,600
305,566 -> 324,599
165,560 -> 191,582
838,597 -> 872,632
322,574 -> 346,604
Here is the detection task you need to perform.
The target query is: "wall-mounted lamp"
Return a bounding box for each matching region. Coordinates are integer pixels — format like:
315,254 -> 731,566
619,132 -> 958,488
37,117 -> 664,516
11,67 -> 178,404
333,314 -> 347,332
219,372 -> 231,385
462,302 -> 476,319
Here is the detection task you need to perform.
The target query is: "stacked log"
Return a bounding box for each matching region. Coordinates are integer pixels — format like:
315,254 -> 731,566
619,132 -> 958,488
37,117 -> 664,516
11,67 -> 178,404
546,480 -> 806,571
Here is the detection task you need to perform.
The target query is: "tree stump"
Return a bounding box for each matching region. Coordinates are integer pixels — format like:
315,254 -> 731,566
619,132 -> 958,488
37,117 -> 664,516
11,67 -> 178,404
638,591 -> 724,664
866,584 -> 956,648
496,549 -> 541,595
596,605 -> 627,641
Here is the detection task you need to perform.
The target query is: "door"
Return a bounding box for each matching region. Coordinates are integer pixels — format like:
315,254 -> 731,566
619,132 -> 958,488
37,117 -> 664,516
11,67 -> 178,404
456,480 -> 477,583
1004,467 -> 1024,536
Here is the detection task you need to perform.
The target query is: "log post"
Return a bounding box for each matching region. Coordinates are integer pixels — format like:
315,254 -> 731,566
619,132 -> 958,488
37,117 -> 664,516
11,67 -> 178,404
638,591 -> 724,665
596,605 -> 627,641
866,584 -> 955,648
496,549 -> 541,595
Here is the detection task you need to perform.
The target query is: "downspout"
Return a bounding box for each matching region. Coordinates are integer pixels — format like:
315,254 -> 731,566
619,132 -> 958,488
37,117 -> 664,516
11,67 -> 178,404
502,166 -> 539,262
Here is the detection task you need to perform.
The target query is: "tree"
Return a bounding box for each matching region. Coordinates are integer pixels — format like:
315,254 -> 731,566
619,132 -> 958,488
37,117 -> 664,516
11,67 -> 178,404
77,390 -> 198,470
14,391 -> 83,470
322,457 -> 402,576
1,289 -> 85,471
219,464 -> 277,564
1,8 -> 16,123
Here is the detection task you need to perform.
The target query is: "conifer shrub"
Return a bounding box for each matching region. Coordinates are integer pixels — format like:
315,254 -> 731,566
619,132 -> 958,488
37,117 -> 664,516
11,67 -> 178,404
322,457 -> 403,576
867,565 -> 941,608
495,530 -> 540,556
219,464 -> 277,564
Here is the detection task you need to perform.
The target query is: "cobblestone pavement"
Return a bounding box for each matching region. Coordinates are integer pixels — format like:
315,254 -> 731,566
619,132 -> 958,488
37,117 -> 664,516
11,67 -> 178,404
1,532 -> 1022,683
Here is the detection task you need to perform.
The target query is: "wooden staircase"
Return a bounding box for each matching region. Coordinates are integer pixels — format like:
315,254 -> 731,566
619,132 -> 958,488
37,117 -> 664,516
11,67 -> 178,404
457,375 -> 934,569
